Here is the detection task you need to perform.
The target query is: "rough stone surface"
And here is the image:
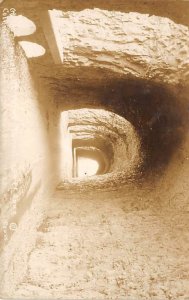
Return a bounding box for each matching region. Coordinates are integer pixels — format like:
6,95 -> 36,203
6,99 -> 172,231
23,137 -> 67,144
0,25 -> 60,296
50,9 -> 189,84
14,189 -> 189,300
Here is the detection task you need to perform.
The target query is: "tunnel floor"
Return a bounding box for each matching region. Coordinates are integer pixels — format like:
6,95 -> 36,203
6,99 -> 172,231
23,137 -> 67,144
13,189 -> 189,300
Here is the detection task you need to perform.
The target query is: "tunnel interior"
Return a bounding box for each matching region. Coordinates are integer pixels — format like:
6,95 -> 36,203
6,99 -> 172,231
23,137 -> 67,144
1,2 -> 189,299
57,75 -> 188,190
60,107 -> 143,188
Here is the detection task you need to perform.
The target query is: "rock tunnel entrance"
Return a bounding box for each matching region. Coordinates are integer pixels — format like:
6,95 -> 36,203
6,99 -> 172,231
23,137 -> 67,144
60,108 -> 142,186
58,76 -> 187,190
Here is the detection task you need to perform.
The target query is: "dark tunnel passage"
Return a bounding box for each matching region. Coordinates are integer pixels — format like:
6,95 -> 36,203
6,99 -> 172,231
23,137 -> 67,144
101,78 -> 187,177
54,70 -> 188,183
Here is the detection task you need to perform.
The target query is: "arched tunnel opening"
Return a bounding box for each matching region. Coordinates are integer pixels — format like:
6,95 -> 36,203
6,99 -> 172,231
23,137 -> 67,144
59,107 -> 143,188
72,140 -> 110,178
58,76 -> 188,190
74,147 -> 102,178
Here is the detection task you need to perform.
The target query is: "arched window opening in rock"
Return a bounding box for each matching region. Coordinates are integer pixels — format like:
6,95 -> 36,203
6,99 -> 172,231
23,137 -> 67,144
73,147 -> 108,178
76,150 -> 99,177
19,41 -> 46,58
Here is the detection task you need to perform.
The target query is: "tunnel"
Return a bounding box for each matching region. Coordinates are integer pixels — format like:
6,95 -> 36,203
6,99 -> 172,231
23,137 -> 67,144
74,147 -> 104,177
0,1 -> 189,299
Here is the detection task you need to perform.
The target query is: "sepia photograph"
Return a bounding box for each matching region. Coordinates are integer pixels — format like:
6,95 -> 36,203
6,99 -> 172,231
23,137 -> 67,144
0,0 -> 189,299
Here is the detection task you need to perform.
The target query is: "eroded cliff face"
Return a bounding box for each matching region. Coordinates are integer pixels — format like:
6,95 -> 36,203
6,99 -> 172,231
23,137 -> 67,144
0,1 -> 189,299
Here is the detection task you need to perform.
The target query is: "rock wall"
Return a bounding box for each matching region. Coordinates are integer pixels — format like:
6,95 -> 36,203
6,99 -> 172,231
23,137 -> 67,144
0,25 -> 60,295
